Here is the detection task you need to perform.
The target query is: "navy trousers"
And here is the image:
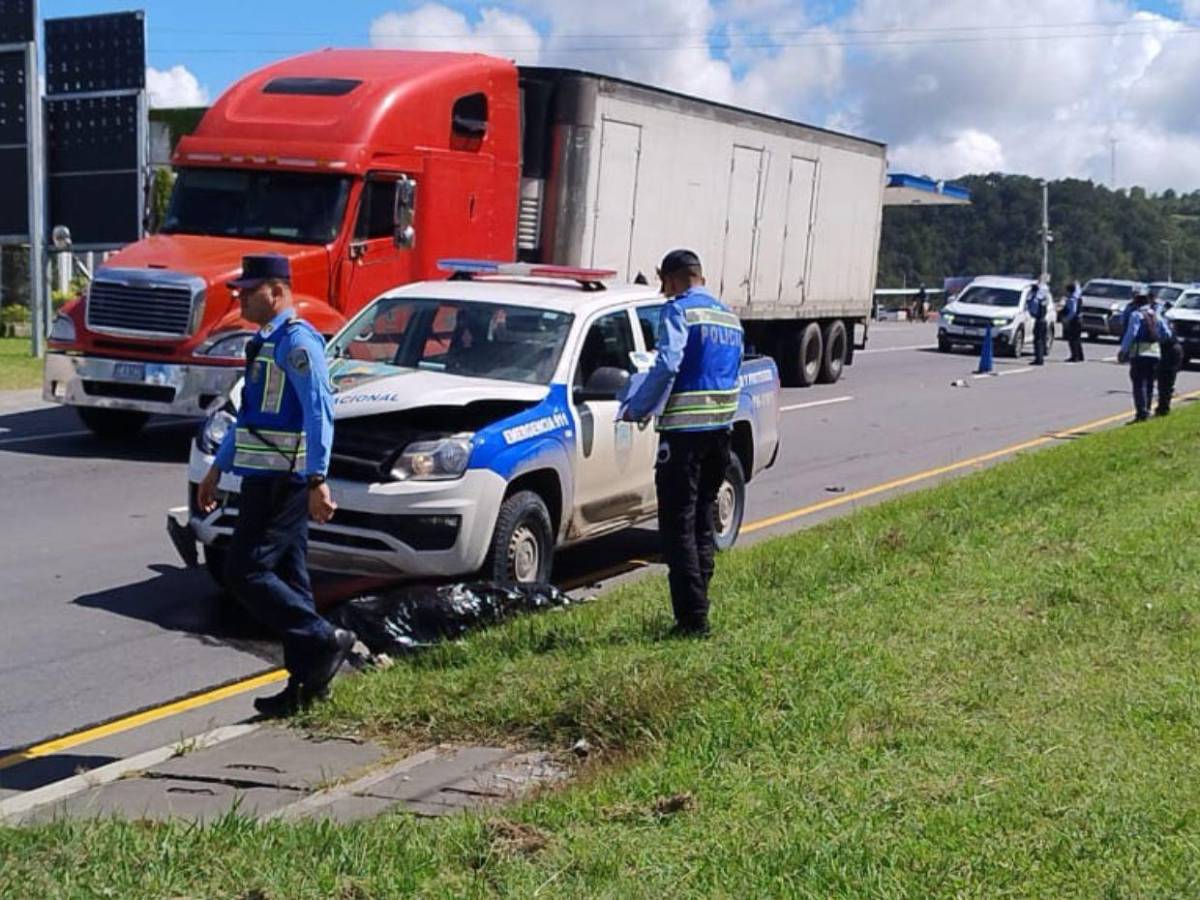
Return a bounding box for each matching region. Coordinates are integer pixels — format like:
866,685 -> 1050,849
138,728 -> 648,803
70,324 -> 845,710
225,476 -> 336,678
1130,357 -> 1158,420
655,429 -> 731,628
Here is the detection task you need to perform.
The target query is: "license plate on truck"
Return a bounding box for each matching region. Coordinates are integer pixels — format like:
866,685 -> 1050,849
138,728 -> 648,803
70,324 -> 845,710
113,362 -> 145,382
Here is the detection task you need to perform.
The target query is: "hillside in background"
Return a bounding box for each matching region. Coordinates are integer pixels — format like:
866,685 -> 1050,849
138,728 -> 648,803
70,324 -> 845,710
879,174 -> 1200,291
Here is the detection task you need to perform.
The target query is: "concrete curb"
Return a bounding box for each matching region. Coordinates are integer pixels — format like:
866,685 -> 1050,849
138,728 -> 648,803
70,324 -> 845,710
0,723 -> 259,823
260,747 -> 442,823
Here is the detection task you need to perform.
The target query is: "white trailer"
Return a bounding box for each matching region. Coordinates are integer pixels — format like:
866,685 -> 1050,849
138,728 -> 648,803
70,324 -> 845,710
518,69 -> 888,386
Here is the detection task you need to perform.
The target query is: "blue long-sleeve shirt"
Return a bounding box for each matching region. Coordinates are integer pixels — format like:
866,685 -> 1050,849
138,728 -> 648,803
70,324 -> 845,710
1063,289 -> 1081,321
213,308 -> 334,477
1119,306 -> 1162,359
622,301 -> 689,421
1155,301 -> 1175,340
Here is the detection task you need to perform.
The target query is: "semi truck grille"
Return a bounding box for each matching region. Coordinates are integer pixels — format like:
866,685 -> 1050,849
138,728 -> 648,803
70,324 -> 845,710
86,273 -> 203,338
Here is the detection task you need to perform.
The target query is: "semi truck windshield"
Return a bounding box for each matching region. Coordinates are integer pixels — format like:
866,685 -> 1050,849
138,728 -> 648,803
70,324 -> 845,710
162,168 -> 351,244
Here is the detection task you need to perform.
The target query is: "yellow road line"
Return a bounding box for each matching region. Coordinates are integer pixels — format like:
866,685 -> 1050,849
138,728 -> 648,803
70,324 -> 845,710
0,669 -> 286,772
6,389 -> 1195,772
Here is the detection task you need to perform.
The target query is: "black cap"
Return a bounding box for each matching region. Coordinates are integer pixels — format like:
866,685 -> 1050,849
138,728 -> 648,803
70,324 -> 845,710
659,249 -> 702,277
229,253 -> 291,290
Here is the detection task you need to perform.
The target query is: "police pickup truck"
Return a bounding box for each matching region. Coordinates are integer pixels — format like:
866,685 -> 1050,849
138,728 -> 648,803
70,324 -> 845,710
182,262 -> 781,586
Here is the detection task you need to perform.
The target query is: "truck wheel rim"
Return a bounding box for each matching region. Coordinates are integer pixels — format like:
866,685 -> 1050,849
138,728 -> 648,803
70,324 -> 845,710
509,524 -> 540,583
716,480 -> 736,538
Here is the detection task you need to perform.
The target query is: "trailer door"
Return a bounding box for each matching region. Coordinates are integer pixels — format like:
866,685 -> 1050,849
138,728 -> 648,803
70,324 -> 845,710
720,145 -> 765,305
778,156 -> 818,304
589,119 -> 642,277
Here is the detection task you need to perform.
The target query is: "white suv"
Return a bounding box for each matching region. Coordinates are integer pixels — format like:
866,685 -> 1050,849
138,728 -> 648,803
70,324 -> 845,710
937,276 -> 1056,357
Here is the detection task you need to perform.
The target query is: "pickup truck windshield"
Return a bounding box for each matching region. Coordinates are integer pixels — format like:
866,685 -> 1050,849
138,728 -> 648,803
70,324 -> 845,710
1083,282 -> 1134,300
1151,286 -> 1183,302
161,168 -> 351,244
329,297 -> 574,385
957,286 -> 1021,307
1174,294 -> 1200,311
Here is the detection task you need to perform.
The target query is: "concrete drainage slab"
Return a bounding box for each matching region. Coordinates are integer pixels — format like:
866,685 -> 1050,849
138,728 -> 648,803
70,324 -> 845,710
11,725 -> 569,826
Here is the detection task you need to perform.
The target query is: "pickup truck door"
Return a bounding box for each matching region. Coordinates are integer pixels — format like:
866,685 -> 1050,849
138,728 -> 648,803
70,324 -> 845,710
568,309 -> 657,539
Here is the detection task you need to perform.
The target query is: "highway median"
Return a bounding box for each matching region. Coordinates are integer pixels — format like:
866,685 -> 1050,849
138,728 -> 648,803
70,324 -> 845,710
5,403 -> 1200,896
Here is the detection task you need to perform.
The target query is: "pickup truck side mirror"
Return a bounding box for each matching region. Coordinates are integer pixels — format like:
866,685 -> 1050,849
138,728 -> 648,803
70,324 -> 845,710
574,366 -> 630,402
393,175 -> 416,249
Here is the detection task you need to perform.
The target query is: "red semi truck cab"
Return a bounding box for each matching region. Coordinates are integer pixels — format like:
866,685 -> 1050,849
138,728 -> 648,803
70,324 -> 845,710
44,50 -> 522,435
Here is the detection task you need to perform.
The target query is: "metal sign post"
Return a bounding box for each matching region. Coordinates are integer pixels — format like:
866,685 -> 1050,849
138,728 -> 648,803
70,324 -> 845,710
26,35 -> 45,357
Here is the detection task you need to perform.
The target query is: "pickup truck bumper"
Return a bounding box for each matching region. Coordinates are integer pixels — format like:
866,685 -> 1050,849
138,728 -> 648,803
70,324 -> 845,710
1079,309 -> 1125,337
186,443 -> 506,578
939,324 -> 1019,347
44,352 -> 239,417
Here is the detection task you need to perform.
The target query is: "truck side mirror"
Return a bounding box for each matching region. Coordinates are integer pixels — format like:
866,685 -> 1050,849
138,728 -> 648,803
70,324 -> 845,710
575,366 -> 630,402
393,175 -> 416,249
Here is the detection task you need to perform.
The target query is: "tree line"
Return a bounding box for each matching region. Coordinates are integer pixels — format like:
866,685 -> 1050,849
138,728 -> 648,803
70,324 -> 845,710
879,174 -> 1200,292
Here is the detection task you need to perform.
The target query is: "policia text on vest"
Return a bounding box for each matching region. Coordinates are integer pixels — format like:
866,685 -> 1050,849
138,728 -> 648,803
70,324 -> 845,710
621,250 -> 744,637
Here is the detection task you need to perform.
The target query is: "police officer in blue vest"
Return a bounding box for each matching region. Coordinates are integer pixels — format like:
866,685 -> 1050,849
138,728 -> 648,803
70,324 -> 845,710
621,250 -> 743,636
1117,283 -> 1161,423
1027,279 -> 1050,365
196,253 -> 354,716
1062,281 -> 1085,362
1154,292 -> 1182,416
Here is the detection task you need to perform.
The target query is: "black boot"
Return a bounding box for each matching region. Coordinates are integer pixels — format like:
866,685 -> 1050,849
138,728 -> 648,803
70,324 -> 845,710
300,628 -> 357,699
254,679 -> 305,718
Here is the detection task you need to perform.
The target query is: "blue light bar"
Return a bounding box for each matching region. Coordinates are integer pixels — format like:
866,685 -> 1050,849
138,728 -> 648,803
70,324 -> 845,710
437,258 -> 506,274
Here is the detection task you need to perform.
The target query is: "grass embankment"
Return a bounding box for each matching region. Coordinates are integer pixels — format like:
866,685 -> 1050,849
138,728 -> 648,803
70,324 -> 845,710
6,408 -> 1200,897
0,337 -> 40,391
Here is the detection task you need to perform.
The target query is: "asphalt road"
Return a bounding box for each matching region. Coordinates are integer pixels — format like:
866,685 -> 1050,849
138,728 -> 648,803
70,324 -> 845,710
2,323 -> 1192,769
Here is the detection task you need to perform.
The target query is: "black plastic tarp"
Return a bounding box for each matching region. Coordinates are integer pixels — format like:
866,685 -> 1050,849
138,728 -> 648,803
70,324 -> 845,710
327,581 -> 581,656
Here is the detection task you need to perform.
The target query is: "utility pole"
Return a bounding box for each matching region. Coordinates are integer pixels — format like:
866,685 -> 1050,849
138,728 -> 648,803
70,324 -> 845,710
1041,180 -> 1051,279
1162,239 -> 1173,282
1109,139 -> 1118,188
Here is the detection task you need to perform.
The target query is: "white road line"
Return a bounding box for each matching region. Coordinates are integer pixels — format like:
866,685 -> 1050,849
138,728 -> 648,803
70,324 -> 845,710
781,395 -> 854,413
1101,355 -> 1118,362
0,420 -> 186,447
973,366 -> 1035,380
860,344 -> 936,354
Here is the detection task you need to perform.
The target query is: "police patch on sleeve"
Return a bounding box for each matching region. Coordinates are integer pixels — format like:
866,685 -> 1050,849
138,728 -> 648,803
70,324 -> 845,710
288,347 -> 312,374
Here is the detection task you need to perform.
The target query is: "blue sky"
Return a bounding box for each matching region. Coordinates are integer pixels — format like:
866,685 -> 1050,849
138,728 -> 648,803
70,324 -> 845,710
33,1 -> 1200,190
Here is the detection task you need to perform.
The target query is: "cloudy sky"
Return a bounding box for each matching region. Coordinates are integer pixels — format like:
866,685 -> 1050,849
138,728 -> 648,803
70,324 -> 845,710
39,0 -> 1200,191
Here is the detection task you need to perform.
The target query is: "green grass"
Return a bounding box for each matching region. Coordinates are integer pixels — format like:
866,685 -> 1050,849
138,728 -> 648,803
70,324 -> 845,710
0,337 -> 41,390
6,406 -> 1200,897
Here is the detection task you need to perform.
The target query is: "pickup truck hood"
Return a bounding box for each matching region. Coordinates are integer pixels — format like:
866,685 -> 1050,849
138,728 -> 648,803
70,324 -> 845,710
1167,307 -> 1200,322
329,361 -> 548,419
944,302 -> 1019,320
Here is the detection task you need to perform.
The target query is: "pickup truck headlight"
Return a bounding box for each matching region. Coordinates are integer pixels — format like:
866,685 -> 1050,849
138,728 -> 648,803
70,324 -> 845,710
390,434 -> 473,481
1110,303 -> 1124,312
993,318 -> 1009,327
197,406 -> 236,455
49,314 -> 75,343
941,313 -> 955,324
198,330 -> 255,359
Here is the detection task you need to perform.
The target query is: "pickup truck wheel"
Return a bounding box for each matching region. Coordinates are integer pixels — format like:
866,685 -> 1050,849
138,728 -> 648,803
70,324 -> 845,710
76,407 -> 149,438
713,454 -> 746,552
1086,331 -> 1099,342
1007,326 -> 1025,358
204,545 -> 228,589
937,334 -> 952,352
485,491 -> 554,585
818,320 -> 847,384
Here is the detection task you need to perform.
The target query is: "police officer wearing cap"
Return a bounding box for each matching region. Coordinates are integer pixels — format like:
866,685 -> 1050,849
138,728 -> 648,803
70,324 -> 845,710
621,250 -> 743,636
196,253 -> 354,716
1062,281 -> 1085,362
1028,279 -> 1050,365
1117,283 -> 1161,423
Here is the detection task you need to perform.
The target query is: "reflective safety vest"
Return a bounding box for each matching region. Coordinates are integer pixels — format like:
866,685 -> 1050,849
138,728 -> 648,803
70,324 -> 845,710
1128,310 -> 1162,360
659,290 -> 744,433
232,320 -> 313,477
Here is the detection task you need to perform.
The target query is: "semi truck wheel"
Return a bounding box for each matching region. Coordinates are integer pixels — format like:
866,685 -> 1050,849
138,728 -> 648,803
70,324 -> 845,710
713,454 -> 746,552
781,323 -> 823,387
204,544 -> 228,589
818,320 -> 848,384
77,407 -> 149,438
484,490 -> 555,585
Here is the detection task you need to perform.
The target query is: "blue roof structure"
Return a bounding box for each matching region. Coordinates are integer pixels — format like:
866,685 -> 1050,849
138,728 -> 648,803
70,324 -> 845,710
884,173 -> 971,206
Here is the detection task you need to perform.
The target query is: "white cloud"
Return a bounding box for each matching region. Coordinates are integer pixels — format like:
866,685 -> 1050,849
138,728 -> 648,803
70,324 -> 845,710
360,0 -> 1200,191
146,65 -> 209,108
369,4 -> 542,63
